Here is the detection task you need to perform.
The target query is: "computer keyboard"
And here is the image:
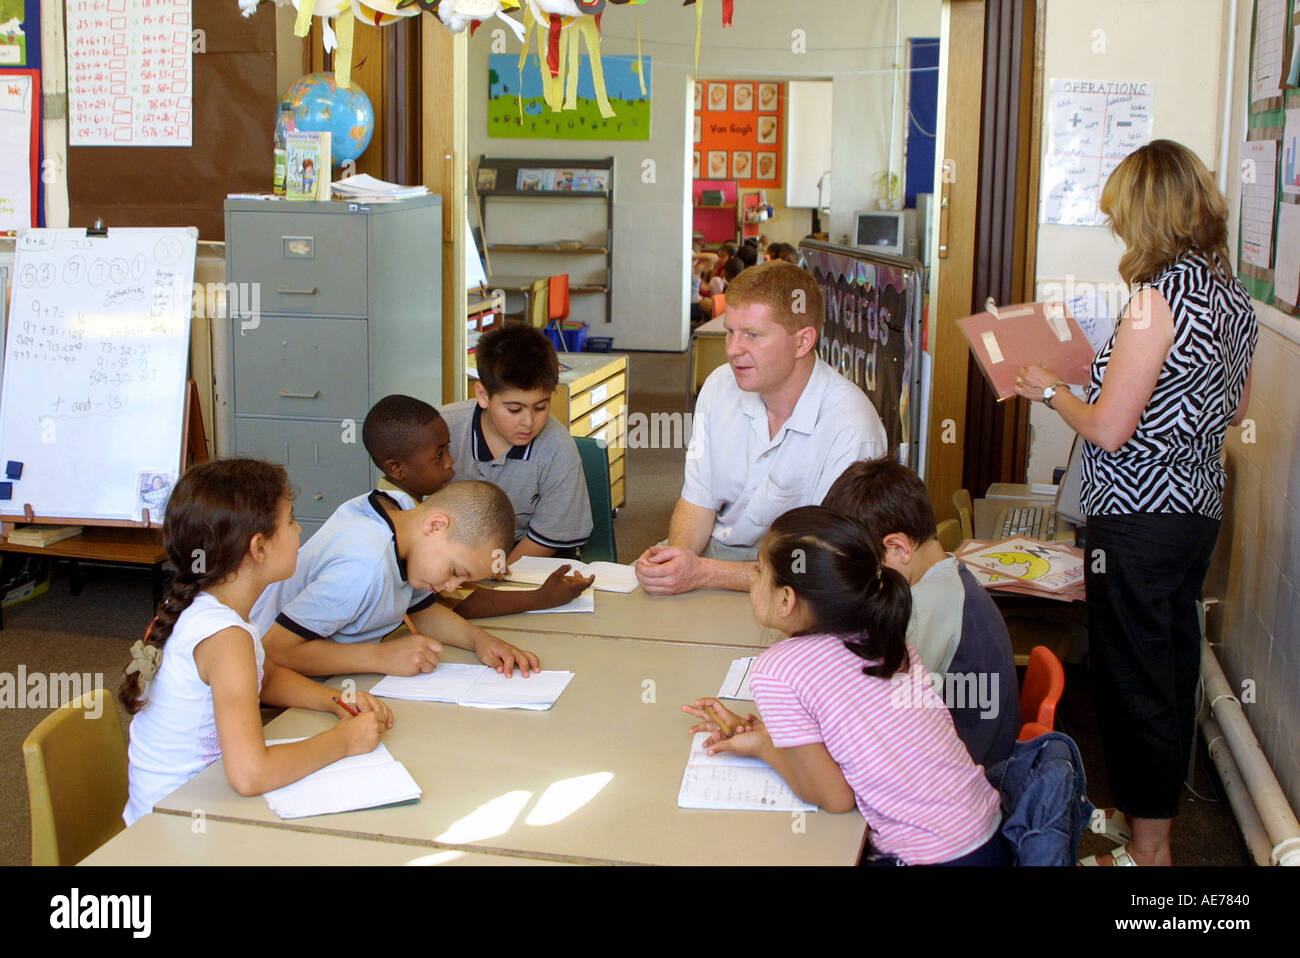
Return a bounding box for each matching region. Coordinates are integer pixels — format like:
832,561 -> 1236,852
997,505 -> 1056,540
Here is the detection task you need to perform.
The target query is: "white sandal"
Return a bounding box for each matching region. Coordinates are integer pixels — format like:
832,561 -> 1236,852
1080,844 -> 1139,866
1089,807 -> 1133,845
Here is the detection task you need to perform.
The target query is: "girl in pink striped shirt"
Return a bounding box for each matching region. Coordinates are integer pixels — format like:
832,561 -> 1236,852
683,506 -> 1007,865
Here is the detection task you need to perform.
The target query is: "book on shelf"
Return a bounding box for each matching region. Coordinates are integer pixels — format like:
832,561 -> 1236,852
6,525 -> 84,547
285,131 -> 332,201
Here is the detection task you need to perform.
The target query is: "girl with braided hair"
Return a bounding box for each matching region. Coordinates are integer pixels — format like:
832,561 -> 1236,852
122,458 -> 393,825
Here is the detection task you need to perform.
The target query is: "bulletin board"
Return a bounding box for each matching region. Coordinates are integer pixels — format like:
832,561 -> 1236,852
1239,0 -> 1300,312
0,68 -> 39,232
693,79 -> 783,188
64,0 -> 277,241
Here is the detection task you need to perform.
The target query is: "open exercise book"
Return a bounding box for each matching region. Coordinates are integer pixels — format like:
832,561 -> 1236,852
678,732 -> 816,812
262,741 -> 421,819
717,657 -> 757,700
504,556 -> 639,593
369,663 -> 575,710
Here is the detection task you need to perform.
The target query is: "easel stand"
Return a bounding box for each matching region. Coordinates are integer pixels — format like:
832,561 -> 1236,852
0,380 -> 209,629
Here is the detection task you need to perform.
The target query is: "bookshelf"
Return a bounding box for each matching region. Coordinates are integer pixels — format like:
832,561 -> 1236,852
475,156 -> 614,325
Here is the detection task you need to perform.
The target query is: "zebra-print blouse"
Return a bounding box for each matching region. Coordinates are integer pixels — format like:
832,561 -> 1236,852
1081,251 -> 1258,520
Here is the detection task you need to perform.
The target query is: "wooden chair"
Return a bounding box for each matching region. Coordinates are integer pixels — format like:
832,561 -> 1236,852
22,687 -> 128,864
952,489 -> 974,540
1019,645 -> 1066,741
936,518 -> 962,553
527,277 -> 550,329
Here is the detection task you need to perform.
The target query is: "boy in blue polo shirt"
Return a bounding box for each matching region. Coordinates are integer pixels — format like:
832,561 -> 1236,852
254,480 -> 542,678
822,458 -> 1021,768
361,394 -> 593,617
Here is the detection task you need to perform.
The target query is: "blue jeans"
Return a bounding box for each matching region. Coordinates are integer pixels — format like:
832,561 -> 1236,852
984,732 -> 1096,866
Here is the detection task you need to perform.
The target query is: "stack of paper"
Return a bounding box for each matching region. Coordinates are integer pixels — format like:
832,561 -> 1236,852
370,663 -> 575,710
956,536 -> 1086,602
262,741 -> 421,819
504,556 -> 639,594
331,174 -> 429,201
524,588 -> 595,614
6,525 -> 83,547
716,657 -> 757,700
677,732 -> 816,812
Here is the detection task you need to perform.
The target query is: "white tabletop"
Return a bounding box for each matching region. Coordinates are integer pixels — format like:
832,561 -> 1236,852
81,814 -> 568,866
151,632 -> 865,866
478,585 -> 778,649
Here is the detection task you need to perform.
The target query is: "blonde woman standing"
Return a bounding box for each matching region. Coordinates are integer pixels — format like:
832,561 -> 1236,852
1014,140 -> 1257,866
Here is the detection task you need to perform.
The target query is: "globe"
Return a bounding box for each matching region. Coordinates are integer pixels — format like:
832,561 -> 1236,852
278,72 -> 375,165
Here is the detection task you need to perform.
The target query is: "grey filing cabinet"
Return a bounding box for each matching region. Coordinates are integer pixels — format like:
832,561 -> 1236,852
223,196 -> 442,539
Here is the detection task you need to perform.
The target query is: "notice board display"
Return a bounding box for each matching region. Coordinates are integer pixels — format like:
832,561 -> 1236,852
66,0 -> 276,240
694,79 -> 783,188
800,240 -> 923,470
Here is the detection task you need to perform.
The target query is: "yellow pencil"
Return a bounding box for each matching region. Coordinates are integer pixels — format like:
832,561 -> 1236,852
403,614 -> 418,636
708,702 -> 734,738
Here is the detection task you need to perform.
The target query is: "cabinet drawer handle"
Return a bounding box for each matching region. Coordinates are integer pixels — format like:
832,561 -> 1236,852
279,389 -> 321,399
313,492 -> 324,500
276,285 -> 318,295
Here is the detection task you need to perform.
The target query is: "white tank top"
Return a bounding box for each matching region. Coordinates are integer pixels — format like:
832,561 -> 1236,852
124,592 -> 265,825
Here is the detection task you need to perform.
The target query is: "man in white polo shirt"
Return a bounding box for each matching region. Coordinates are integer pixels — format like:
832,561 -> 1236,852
635,260 -> 887,594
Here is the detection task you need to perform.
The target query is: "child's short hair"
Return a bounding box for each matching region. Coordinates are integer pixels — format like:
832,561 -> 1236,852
822,458 -> 938,547
363,395 -> 442,471
737,244 -> 759,268
475,325 -> 560,397
723,257 -> 745,281
422,480 -> 515,553
725,260 -> 824,333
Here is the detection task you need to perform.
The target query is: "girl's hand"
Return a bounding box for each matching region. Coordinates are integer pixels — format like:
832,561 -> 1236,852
702,726 -> 768,758
333,690 -> 393,729
335,711 -> 385,756
680,698 -> 756,736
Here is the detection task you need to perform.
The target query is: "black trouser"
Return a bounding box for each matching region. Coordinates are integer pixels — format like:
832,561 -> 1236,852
1084,512 -> 1220,820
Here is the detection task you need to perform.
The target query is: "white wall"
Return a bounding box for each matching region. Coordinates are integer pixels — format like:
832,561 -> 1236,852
467,0 -> 940,351
1028,0 -> 1233,481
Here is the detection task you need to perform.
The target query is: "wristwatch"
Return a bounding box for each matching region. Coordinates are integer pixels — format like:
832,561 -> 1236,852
1041,381 -> 1066,409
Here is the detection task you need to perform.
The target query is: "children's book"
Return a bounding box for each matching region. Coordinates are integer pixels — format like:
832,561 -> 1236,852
285,130 -> 331,201
262,741 -> 421,819
677,732 -> 816,812
504,555 -> 638,593
369,663 -> 576,710
956,536 -> 1085,600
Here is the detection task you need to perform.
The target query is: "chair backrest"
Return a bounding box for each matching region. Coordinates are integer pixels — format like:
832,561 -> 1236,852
1019,645 -> 1066,742
22,687 -> 129,865
936,518 -> 962,553
952,488 -> 974,540
711,292 -> 726,315
528,277 -> 550,329
548,274 -> 571,323
573,436 -> 617,563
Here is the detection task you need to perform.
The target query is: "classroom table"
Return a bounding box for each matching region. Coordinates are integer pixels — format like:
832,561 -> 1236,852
80,814 -> 568,866
150,632 -> 867,866
477,584 -> 777,649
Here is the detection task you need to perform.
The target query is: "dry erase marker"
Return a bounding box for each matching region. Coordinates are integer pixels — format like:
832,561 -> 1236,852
333,696 -> 360,717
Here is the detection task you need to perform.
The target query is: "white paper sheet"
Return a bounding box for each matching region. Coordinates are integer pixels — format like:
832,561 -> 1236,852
261,741 -> 422,820
1253,0 -> 1287,102
1242,141 -> 1279,269
677,732 -> 816,812
505,556 -> 639,593
524,588 -> 595,614
1043,79 -> 1154,226
370,663 -> 575,711
0,74 -> 34,231
1274,202 -> 1300,307
717,657 -> 757,700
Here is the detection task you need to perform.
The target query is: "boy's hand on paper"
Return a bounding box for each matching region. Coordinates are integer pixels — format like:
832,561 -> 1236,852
336,710 -> 386,756
1012,364 -> 1061,401
536,564 -> 596,607
476,634 -> 541,677
382,633 -> 443,676
635,545 -> 701,594
351,690 -> 394,729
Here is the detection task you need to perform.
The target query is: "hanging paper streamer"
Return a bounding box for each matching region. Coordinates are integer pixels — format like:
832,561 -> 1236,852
291,0 -> 356,88
334,4 -> 355,88
574,16 -> 615,117
633,9 -> 645,95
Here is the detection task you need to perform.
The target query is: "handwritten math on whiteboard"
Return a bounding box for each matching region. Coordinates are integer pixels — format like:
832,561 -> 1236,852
1042,79 -> 1155,227
65,0 -> 193,147
0,228 -> 196,523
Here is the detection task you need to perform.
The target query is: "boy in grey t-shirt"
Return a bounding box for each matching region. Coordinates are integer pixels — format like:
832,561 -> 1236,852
447,325 -> 594,563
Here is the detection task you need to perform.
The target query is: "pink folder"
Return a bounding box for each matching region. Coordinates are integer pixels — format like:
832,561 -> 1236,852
957,300 -> 1097,402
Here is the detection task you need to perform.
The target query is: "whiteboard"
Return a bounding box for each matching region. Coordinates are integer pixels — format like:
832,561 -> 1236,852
0,227 -> 197,524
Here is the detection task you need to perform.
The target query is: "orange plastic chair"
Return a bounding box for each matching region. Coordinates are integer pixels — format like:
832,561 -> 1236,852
548,274 -> 571,323
1019,645 -> 1065,741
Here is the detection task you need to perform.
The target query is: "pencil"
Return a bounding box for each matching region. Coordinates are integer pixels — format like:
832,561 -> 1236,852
333,696 -> 360,717
403,614 -> 417,636
708,702 -> 734,738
